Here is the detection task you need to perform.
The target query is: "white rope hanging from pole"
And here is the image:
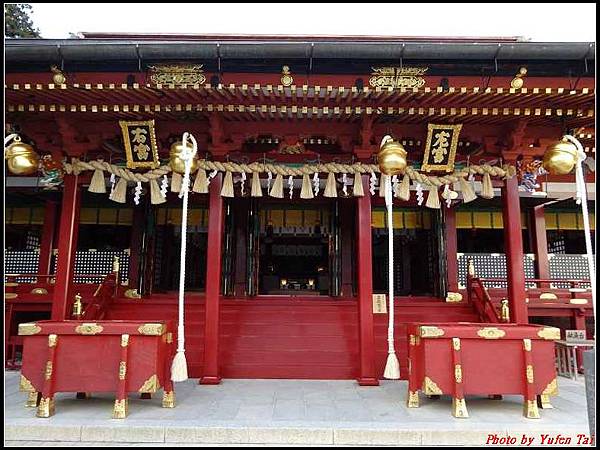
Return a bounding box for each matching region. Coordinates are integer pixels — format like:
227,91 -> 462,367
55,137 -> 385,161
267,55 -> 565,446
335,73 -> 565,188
564,135 -> 596,319
383,174 -> 400,379
171,131 -> 198,382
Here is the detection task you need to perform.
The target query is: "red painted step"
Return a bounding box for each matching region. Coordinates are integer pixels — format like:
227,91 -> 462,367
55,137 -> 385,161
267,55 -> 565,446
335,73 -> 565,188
106,296 -> 479,380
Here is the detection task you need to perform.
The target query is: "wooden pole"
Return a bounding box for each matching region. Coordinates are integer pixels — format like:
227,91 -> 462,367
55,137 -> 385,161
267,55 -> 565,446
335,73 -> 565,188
443,206 -> 459,293
531,205 -> 550,281
356,175 -> 379,386
51,174 -> 81,320
501,175 -> 528,324
200,173 -> 224,385
38,200 -> 58,275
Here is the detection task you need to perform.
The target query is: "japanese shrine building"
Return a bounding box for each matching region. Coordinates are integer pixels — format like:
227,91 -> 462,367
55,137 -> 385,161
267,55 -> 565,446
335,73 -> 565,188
4,34 -> 595,382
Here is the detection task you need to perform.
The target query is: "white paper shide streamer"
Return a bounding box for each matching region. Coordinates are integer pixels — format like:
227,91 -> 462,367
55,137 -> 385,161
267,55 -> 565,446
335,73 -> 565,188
170,131 -> 198,383
369,171 -> 377,195
160,175 -> 169,198
313,172 -> 320,196
134,181 -> 142,205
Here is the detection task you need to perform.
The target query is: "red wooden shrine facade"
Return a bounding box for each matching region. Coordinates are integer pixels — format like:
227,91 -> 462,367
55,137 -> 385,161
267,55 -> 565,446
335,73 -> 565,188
4,35 -> 595,383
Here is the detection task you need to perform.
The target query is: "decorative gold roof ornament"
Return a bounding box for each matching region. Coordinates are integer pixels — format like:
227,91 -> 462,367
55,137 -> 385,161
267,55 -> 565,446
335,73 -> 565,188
148,64 -> 206,85
50,65 -> 66,84
510,67 -> 527,89
281,65 -> 293,87
369,66 -> 427,89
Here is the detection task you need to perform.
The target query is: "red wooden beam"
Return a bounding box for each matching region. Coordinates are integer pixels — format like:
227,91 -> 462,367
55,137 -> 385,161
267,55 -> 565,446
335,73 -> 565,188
51,174 -> 81,320
501,175 -> 528,324
200,174 -> 224,385
356,175 -> 379,386
38,200 -> 58,275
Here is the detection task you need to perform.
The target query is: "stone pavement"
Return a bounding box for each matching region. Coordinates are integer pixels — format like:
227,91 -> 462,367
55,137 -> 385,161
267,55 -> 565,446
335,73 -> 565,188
4,371 -> 592,446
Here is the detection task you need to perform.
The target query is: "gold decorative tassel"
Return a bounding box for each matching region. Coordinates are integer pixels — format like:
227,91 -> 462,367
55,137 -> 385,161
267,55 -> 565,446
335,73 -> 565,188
323,172 -> 337,198
352,174 -> 364,197
192,168 -> 208,194
110,178 -> 128,204
459,176 -> 477,203
251,171 -> 263,197
300,174 -> 314,199
150,178 -> 166,204
425,184 -> 441,209
170,172 -> 182,193
269,173 -> 284,198
379,174 -> 387,197
221,171 -> 234,197
480,172 -> 494,199
396,174 -> 410,201
88,169 -> 106,193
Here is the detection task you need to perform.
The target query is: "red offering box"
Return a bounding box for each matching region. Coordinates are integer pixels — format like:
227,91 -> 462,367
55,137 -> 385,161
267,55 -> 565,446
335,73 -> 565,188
18,320 -> 176,418
406,322 -> 560,419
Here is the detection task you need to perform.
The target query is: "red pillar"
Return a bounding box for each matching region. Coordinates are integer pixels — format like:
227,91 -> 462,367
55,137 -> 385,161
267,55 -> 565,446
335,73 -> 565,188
443,207 -> 459,292
37,200 -> 58,275
200,174 -> 224,385
356,175 -> 379,386
128,205 -> 145,289
531,205 -> 550,281
501,175 -> 528,324
51,175 -> 81,320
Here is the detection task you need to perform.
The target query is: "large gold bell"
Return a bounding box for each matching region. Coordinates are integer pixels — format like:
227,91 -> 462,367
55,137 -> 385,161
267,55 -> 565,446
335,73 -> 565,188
542,138 -> 578,175
377,136 -> 408,176
4,136 -> 40,175
169,141 -> 198,174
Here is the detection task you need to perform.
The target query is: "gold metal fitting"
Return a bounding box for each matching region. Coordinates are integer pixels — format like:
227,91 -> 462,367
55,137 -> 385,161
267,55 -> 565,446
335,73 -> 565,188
112,398 -> 128,419
510,66 -> 527,89
72,293 -> 83,318
524,399 -> 540,419
452,397 -> 469,418
25,392 -> 39,408
407,390 -> 419,408
467,258 -> 475,277
500,298 -> 510,322
36,397 -> 55,418
162,390 -> 176,408
112,256 -> 120,274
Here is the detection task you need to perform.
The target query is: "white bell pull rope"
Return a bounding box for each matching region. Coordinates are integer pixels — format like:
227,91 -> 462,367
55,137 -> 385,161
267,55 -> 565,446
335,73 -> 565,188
564,135 -> 595,319
383,174 -> 400,379
171,132 -> 198,382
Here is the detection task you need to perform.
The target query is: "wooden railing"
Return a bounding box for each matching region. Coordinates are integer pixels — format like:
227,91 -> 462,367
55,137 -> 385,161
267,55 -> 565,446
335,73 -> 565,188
78,272 -> 119,320
467,274 -> 501,323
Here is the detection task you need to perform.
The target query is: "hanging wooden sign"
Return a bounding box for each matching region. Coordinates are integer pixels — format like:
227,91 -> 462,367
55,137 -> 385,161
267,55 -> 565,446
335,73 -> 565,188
421,123 -> 463,173
119,120 -> 160,169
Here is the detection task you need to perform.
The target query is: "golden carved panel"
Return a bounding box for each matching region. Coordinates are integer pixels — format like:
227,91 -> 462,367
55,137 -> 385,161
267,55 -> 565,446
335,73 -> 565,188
476,327 -> 506,339
138,374 -> 160,393
423,376 -> 443,395
419,326 -> 445,338
537,327 -> 561,340
18,323 -> 41,335
75,323 -> 104,335
138,323 -> 165,336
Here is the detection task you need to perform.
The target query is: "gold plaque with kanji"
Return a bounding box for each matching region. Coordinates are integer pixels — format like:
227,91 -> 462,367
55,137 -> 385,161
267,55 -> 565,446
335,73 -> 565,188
120,120 -> 160,169
422,124 -> 462,173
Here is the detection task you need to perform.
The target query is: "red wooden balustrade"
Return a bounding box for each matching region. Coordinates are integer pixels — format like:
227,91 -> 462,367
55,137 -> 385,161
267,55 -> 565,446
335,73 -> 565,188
77,273 -> 119,320
466,275 -> 501,323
